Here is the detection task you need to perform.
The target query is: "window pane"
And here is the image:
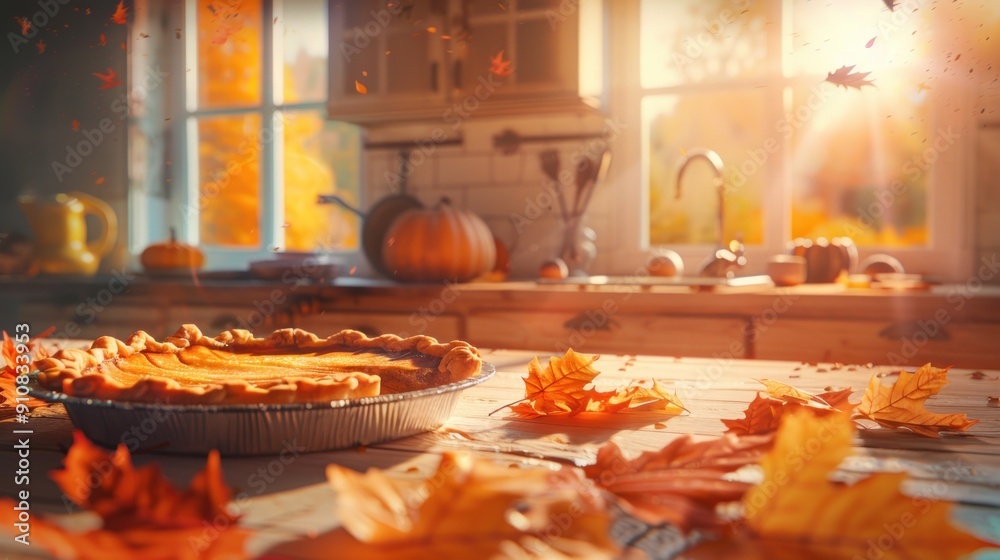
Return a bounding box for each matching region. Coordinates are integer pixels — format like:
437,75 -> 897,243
198,114 -> 261,247
788,80 -> 930,247
196,0 -> 262,108
282,111 -> 361,252
646,90 -> 766,246
640,0 -> 771,89
277,0 -> 327,104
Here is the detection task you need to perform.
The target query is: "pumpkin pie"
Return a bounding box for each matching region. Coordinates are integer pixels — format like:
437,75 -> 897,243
33,325 -> 483,405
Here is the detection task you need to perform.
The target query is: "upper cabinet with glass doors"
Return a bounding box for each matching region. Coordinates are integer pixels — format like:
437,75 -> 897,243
327,0 -> 605,124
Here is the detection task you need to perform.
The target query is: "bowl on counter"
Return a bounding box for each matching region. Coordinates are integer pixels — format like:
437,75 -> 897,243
767,255 -> 807,287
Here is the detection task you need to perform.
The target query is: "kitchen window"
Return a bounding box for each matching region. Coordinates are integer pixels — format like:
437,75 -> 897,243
129,0 -> 361,269
604,0 -> 987,279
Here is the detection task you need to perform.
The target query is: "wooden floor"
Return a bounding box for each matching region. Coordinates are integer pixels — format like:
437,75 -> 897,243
2,348 -> 1000,558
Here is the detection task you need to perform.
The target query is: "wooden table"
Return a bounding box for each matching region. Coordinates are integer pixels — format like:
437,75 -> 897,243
3,348 -> 1000,558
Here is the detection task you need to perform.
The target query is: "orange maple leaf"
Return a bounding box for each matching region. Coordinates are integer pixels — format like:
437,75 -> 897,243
111,1 -> 128,24
489,49 -> 513,77
584,433 -> 772,529
271,452 -> 619,558
0,432 -> 249,559
856,363 -> 979,437
825,64 -> 875,89
723,382 -> 854,435
496,350 -> 685,418
93,68 -> 122,90
698,411 -> 994,560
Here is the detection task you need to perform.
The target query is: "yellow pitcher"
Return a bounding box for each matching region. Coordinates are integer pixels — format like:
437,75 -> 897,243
18,192 -> 118,276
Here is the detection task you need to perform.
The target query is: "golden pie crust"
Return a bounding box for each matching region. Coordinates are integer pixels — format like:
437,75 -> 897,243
33,324 -> 482,405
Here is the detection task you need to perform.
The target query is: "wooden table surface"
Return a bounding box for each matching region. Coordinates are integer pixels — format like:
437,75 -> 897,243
3,346 -> 1000,558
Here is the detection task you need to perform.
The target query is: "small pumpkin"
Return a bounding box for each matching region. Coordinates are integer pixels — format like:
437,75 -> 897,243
788,237 -> 857,283
141,228 -> 205,271
382,198 -> 496,282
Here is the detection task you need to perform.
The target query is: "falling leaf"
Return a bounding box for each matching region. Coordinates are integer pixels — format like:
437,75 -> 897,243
95,177 -> 105,185
138,32 -> 150,39
349,266 -> 357,275
36,40 -> 46,53
110,1 -> 128,24
0,432 -> 249,559
274,452 -> 619,559
584,433 -> 772,529
489,49 -> 513,77
71,119 -> 80,131
99,32 -> 107,46
15,17 -> 31,36
355,80 -> 368,95
92,68 -> 122,90
689,411 -> 994,559
825,65 -> 875,89
882,0 -> 897,11
857,364 -> 979,437
917,81 -> 932,92
865,36 -> 876,48
209,1 -> 245,45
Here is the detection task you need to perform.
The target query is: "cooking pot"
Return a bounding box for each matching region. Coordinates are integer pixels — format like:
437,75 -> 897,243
318,152 -> 421,277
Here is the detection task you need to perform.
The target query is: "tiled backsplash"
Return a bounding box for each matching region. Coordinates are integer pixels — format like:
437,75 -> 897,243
363,113 -> 617,278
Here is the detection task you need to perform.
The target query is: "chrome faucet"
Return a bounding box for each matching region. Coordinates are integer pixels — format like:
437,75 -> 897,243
675,149 -> 746,278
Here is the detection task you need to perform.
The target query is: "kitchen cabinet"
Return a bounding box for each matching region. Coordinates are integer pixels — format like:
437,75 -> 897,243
466,311 -> 748,357
294,310 -> 461,341
327,0 -> 604,124
753,318 -> 1000,370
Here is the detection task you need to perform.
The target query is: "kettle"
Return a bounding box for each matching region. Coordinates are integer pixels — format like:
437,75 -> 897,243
18,192 -> 118,276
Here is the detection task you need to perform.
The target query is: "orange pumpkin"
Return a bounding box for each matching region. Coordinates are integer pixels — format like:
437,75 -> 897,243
382,199 -> 496,282
141,229 -> 205,271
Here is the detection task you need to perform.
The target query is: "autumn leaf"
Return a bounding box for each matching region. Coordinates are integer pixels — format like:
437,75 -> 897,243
355,80 -> 368,95
496,350 -> 685,418
489,49 -> 513,77
15,16 -> 31,36
99,32 -> 107,46
825,65 -> 875,89
695,411 -> 994,560
0,432 -> 249,559
584,433 -> 772,529
93,68 -> 123,90
72,118 -> 80,131
1,327 -> 56,420
270,452 -> 619,559
111,1 -> 128,24
857,363 -> 979,437
36,40 -> 45,53
722,382 -> 854,435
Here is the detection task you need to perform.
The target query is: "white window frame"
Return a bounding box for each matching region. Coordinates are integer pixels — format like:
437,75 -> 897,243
602,0 -> 976,283
129,0 -> 362,271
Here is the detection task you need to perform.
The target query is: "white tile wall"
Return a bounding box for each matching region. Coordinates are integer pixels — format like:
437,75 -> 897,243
360,114 -> 616,277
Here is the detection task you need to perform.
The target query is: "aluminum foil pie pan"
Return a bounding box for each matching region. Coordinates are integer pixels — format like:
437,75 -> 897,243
28,362 -> 495,456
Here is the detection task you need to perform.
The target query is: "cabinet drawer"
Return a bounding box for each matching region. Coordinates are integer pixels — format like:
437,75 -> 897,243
466,311 -> 747,358
19,303 -> 166,341
294,312 -> 461,342
754,318 -> 1000,369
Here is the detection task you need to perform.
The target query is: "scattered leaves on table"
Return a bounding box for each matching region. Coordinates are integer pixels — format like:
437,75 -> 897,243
1,326 -> 56,420
685,412 -> 993,560
583,433 -> 773,529
272,452 -> 619,559
722,380 -> 853,436
0,431 -> 249,559
494,349 -> 685,418
825,65 -> 875,89
857,363 -> 979,437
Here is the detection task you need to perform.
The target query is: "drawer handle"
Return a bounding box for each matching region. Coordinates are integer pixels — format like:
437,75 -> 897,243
878,321 -> 950,341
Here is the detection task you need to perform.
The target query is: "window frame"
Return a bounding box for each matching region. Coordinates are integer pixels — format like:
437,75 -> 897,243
129,0 -> 363,271
602,0 -> 975,282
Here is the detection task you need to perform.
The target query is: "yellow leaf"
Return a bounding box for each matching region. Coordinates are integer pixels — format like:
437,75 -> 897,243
857,364 -> 979,437
312,452 -> 618,559
758,378 -> 832,409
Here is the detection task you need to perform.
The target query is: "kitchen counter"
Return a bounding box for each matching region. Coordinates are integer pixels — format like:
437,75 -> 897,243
3,276 -> 1000,368
2,347 -> 999,557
